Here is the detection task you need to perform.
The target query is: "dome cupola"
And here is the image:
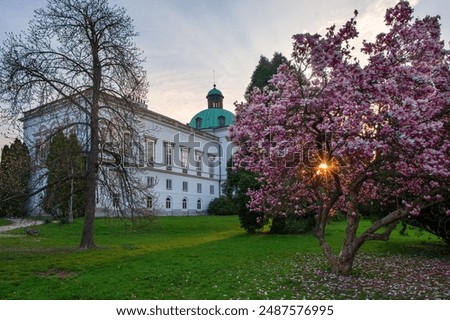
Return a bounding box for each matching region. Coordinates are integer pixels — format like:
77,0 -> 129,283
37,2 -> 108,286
206,84 -> 224,109
188,85 -> 235,130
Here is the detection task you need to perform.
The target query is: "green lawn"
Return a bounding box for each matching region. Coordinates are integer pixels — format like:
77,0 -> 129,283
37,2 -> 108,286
0,216 -> 448,299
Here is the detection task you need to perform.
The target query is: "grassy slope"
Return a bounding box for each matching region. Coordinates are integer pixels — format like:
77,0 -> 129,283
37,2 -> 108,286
0,216 -> 448,299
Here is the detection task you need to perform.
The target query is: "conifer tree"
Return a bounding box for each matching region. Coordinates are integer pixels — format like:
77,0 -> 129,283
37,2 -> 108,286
245,52 -> 288,98
0,139 -> 31,217
43,131 -> 86,223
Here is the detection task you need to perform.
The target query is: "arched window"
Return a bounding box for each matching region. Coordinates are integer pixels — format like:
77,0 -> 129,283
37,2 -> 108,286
36,139 -> 50,164
113,193 -> 120,208
195,117 -> 202,129
196,199 -> 202,211
146,196 -> 153,209
218,115 -> 225,127
165,197 -> 172,210
182,198 -> 188,210
36,125 -> 49,164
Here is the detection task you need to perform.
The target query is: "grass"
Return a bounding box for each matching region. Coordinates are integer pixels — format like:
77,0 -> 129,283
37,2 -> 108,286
0,216 -> 448,299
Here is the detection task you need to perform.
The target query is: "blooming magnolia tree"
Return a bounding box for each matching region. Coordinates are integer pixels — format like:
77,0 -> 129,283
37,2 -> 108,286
230,1 -> 450,274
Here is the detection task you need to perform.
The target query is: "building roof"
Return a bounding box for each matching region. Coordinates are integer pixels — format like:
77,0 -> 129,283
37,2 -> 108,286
206,85 -> 224,98
20,90 -> 220,141
189,84 -> 234,130
188,108 -> 235,130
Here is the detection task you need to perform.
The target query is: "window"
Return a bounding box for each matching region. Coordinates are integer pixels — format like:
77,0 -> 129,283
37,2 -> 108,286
208,155 -> 216,178
197,183 -> 202,193
146,196 -> 153,209
210,185 -> 215,195
166,179 -> 172,190
146,139 -> 155,165
164,142 -> 173,168
37,139 -> 49,165
218,115 -> 226,127
182,198 -> 188,210
195,151 -> 202,174
123,131 -> 132,158
138,141 -> 145,167
147,176 -> 155,187
195,117 -> 202,129
181,147 -> 189,171
182,181 -> 188,192
196,199 -> 202,211
165,197 -> 172,210
113,193 -> 120,207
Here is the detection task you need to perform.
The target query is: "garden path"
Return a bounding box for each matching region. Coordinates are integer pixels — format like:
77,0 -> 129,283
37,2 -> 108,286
0,219 -> 44,233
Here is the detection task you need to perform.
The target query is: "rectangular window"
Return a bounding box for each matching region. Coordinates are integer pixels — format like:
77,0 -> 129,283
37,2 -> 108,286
182,181 -> 188,192
197,183 -> 202,193
166,179 -> 172,190
164,142 -> 173,168
208,155 -> 216,178
210,185 -> 215,195
147,176 -> 155,187
147,139 -> 155,165
123,131 -> 132,158
181,147 -> 189,170
138,140 -> 145,167
195,151 -> 202,175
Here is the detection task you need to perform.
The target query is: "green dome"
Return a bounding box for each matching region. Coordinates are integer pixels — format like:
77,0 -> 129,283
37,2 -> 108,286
207,87 -> 224,98
189,108 -> 235,130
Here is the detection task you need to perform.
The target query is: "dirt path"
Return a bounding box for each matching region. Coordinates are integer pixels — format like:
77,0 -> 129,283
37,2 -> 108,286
0,219 -> 44,233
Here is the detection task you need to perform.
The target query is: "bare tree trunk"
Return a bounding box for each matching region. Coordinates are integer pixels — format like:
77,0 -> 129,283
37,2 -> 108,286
68,167 -> 74,224
80,42 -> 101,249
79,95 -> 99,249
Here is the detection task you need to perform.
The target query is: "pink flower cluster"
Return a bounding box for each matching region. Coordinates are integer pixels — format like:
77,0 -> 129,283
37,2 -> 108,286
231,1 -> 449,223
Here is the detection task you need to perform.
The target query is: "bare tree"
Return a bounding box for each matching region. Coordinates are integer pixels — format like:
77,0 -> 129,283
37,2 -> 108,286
0,0 -> 149,248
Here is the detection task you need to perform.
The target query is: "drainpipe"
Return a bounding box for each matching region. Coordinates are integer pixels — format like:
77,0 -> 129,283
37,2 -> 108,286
218,136 -> 222,197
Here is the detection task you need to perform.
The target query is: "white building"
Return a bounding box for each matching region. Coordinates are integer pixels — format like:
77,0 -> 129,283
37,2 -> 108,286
21,85 -> 235,216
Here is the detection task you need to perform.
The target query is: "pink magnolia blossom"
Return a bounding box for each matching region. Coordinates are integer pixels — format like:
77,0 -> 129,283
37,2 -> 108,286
231,1 -> 449,274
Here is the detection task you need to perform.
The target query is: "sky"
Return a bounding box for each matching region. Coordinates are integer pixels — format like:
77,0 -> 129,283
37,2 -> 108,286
0,0 -> 449,148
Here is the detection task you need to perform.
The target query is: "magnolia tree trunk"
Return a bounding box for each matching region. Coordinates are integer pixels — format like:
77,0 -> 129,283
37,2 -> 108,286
316,197 -> 366,275
328,251 -> 356,275
319,228 -> 361,275
317,199 -> 405,275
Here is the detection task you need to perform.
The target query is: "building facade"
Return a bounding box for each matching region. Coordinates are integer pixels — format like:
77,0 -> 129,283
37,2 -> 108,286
21,86 -> 235,217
